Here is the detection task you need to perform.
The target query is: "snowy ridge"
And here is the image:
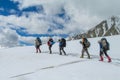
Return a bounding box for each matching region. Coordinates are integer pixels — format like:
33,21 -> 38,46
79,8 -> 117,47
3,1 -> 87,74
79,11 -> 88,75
72,16 -> 120,40
0,35 -> 120,80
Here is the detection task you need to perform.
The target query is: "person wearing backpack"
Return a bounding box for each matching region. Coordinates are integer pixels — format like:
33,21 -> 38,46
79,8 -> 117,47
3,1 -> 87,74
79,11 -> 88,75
98,38 -> 111,62
47,38 -> 55,54
80,37 -> 90,59
35,37 -> 42,53
59,38 -> 66,55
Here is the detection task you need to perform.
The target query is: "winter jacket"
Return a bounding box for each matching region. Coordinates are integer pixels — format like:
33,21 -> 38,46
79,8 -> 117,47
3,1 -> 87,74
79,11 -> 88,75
47,39 -> 55,46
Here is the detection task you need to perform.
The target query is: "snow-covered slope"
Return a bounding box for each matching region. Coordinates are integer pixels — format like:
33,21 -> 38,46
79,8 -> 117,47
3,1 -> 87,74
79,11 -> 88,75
0,35 -> 120,80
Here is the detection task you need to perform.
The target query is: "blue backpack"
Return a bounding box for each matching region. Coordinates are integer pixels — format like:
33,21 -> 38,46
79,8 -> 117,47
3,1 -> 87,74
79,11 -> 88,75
101,38 -> 110,50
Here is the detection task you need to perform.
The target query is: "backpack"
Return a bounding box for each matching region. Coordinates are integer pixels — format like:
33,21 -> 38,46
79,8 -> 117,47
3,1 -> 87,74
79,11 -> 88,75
101,38 -> 110,50
84,38 -> 90,48
47,38 -> 55,46
61,38 -> 66,47
37,37 -> 42,45
47,41 -> 50,46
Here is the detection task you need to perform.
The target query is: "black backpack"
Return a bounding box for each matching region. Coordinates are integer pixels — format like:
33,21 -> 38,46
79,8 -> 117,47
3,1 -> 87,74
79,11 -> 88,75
101,38 -> 110,50
84,38 -> 90,48
61,38 -> 66,47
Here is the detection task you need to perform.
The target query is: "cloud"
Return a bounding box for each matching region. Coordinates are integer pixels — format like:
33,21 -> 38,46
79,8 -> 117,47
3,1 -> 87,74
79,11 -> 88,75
0,27 -> 19,47
10,0 -> 104,32
0,0 -> 111,35
12,0 -> 65,10
0,8 -> 4,11
0,14 -> 50,34
18,36 -> 35,45
70,0 -> 120,18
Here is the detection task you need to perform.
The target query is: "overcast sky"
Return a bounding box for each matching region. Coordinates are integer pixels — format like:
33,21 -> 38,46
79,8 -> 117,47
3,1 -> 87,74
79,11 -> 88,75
0,0 -> 120,47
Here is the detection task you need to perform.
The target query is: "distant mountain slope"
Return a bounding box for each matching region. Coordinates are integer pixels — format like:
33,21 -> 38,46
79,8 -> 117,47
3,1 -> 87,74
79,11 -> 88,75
72,16 -> 120,40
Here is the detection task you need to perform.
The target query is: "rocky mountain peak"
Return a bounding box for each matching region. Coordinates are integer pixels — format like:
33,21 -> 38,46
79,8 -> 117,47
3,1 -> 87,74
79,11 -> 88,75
71,16 -> 120,40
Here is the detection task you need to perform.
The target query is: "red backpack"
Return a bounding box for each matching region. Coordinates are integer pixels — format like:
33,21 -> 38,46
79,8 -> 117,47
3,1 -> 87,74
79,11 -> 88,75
47,41 -> 50,46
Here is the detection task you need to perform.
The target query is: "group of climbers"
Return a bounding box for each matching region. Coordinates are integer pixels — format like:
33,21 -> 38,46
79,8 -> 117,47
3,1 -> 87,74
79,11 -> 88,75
34,36 -> 111,63
80,36 -> 111,62
35,37 -> 66,55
